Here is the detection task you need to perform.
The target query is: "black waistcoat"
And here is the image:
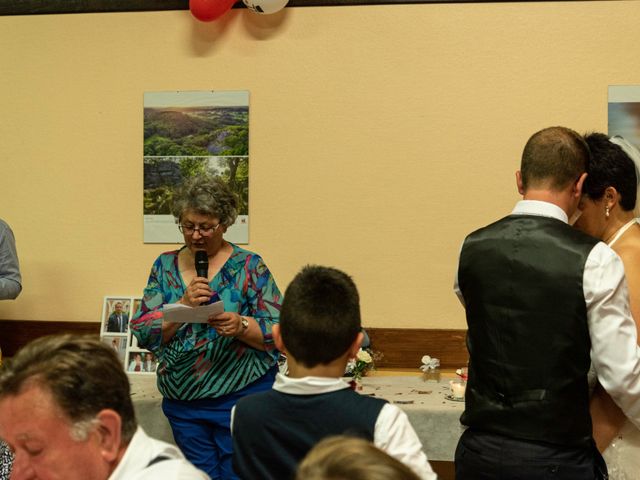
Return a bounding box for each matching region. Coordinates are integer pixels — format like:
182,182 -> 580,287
232,387 -> 387,480
458,214 -> 599,446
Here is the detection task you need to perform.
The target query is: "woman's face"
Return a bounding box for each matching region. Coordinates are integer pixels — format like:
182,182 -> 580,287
574,194 -> 607,239
180,210 -> 226,256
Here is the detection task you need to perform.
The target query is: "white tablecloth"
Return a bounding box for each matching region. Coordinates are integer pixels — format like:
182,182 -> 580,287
129,373 -> 465,462
359,375 -> 465,461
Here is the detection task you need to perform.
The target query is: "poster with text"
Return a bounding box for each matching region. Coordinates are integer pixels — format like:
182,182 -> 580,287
144,91 -> 249,243
609,86 -> 640,147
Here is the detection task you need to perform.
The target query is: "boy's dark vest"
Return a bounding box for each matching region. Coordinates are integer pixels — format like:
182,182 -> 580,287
232,387 -> 387,480
458,214 -> 599,446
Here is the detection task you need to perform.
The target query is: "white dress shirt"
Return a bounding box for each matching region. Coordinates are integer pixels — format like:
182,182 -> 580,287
109,427 -> 209,480
231,374 -> 437,480
454,200 -> 640,429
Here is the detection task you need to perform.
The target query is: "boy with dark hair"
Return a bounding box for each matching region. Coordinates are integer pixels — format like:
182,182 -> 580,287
231,265 -> 436,480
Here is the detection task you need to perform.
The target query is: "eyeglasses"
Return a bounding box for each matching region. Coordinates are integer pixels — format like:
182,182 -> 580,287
178,223 -> 221,237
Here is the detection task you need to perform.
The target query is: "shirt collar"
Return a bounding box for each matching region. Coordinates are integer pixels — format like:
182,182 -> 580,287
272,373 -> 351,395
511,200 -> 568,224
108,427 -> 181,480
109,427 -> 148,480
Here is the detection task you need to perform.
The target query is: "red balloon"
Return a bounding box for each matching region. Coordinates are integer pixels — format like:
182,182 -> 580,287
189,0 -> 236,22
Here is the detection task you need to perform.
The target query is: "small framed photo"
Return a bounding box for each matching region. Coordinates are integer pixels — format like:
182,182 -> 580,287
102,335 -> 127,366
101,297 -> 132,335
99,295 -> 155,374
132,297 -> 142,318
126,350 -> 157,374
129,332 -> 140,350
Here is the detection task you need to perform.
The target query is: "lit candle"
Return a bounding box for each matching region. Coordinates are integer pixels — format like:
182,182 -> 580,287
449,380 -> 466,398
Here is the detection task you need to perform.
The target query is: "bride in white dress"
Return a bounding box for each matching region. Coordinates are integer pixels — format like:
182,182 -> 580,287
575,133 -> 640,479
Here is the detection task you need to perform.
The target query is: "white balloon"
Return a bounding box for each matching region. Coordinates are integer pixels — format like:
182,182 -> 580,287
243,0 -> 289,15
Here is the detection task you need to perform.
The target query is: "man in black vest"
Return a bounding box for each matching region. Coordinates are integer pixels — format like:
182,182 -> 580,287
454,126 -> 640,479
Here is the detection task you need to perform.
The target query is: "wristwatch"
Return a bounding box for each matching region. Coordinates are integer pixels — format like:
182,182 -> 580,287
239,316 -> 249,335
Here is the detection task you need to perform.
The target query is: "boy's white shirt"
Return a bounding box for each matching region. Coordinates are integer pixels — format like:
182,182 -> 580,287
231,374 -> 437,480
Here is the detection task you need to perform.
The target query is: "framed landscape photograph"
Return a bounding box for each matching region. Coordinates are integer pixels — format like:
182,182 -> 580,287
143,90 -> 249,244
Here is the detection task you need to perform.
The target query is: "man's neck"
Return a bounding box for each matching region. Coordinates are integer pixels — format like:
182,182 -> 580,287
109,442 -> 130,478
522,189 -> 574,217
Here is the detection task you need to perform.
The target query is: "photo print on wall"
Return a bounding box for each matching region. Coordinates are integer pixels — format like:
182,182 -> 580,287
143,90 -> 249,244
609,86 -> 640,148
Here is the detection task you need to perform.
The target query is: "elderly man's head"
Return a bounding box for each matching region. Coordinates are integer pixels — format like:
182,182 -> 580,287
0,335 -> 137,480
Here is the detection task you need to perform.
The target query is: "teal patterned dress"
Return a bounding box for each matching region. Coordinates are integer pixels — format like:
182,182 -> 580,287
130,243 -> 281,401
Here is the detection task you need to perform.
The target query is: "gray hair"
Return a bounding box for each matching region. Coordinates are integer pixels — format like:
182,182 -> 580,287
0,334 -> 137,443
70,418 -> 101,442
171,175 -> 239,227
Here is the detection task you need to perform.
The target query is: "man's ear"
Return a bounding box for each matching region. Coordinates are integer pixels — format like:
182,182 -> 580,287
348,332 -> 364,358
574,173 -> 588,198
95,409 -> 122,463
516,170 -> 525,195
272,324 -> 285,353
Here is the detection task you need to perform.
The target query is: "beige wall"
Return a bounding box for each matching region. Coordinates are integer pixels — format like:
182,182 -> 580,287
0,2 -> 637,328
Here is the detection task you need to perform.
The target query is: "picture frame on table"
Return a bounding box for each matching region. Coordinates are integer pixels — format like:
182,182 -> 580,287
126,350 -> 157,375
132,297 -> 142,318
101,296 -> 132,335
99,296 -> 157,375
102,335 -> 127,366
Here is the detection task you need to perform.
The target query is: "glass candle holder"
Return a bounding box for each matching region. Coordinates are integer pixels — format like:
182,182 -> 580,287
449,379 -> 467,399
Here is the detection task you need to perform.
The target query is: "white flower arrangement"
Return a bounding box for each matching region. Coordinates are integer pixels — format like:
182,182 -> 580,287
419,355 -> 440,372
357,349 -> 372,363
346,348 -> 376,381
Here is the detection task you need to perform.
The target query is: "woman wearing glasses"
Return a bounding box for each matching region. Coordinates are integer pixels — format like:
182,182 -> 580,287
131,175 -> 281,480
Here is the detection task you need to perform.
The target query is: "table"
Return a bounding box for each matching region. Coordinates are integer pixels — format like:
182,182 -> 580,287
129,375 -> 174,445
129,372 -> 465,462
358,374 -> 465,461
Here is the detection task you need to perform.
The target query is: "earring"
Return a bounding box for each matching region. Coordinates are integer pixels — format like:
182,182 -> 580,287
605,206 -> 610,218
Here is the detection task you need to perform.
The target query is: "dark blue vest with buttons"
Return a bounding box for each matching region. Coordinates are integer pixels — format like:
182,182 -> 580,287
232,387 -> 387,480
458,214 -> 599,446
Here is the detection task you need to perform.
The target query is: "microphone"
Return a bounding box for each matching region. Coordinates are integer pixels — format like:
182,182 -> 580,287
195,251 -> 208,279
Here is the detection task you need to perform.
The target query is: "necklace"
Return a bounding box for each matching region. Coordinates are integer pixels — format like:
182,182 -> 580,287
606,218 -> 638,247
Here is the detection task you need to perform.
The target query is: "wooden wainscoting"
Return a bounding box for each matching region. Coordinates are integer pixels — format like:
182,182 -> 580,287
367,327 -> 468,369
0,319 -> 100,357
431,460 -> 455,480
0,321 -> 468,369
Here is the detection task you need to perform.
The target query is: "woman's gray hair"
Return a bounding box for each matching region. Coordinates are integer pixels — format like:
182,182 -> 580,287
171,175 -> 239,227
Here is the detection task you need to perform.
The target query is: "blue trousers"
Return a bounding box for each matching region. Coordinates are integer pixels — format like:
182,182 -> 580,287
162,368 -> 277,480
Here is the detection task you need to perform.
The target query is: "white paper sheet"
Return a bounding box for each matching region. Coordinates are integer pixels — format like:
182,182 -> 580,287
163,301 -> 224,323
